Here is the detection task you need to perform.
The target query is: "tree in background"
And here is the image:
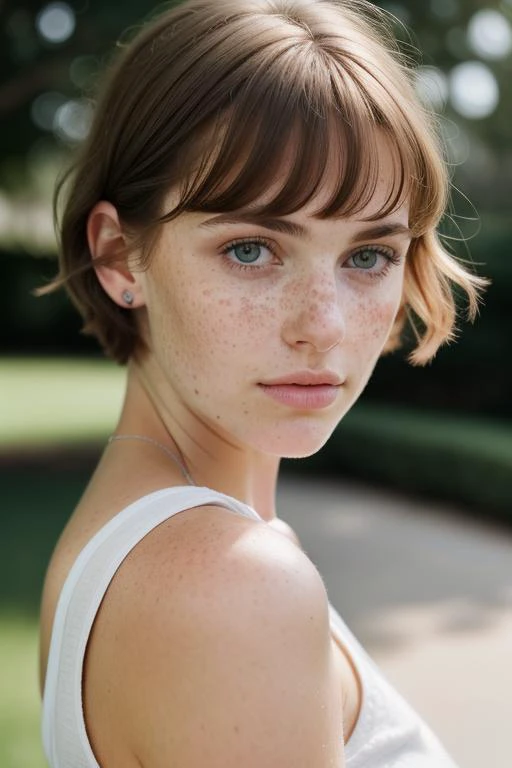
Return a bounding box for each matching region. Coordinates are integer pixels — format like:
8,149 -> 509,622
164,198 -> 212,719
1,0 -> 511,417
1,0 -> 511,210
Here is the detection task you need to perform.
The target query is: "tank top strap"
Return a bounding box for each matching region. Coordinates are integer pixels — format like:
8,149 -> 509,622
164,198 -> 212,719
42,485 -> 264,768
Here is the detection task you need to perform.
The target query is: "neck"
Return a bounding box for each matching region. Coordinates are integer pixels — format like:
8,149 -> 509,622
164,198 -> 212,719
115,361 -> 281,521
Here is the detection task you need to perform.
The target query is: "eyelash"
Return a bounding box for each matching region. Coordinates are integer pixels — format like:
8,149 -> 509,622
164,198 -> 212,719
220,237 -> 402,279
354,247 -> 403,280
220,236 -> 275,273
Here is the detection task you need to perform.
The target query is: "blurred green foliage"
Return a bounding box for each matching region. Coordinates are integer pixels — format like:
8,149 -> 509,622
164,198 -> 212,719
2,357 -> 511,529
0,0 -> 180,191
0,615 -> 47,768
0,463 -> 91,767
292,401 -> 512,518
3,212 -> 509,417
3,7 -> 511,757
1,0 -> 511,419
1,0 -> 511,208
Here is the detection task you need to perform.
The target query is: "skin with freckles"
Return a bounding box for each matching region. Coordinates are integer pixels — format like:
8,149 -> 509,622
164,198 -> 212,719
36,1 -> 485,761
113,143 -> 410,516
138,202 -> 406,457
39,140 -> 411,767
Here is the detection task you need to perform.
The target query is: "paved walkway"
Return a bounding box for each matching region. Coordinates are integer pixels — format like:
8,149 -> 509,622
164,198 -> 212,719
276,475 -> 512,768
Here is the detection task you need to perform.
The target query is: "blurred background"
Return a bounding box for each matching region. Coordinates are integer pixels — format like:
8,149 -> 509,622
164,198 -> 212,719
1,1 -> 511,766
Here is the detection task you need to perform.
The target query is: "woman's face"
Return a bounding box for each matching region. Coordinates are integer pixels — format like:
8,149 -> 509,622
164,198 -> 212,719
137,155 -> 411,458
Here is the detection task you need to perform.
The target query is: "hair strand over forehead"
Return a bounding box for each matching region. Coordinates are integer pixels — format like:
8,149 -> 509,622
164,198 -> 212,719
37,0 -> 488,365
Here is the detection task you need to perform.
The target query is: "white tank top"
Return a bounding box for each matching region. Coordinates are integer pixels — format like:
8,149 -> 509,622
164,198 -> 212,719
42,486 -> 459,767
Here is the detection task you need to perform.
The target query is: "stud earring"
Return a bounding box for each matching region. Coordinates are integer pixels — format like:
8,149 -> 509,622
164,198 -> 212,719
122,290 -> 134,306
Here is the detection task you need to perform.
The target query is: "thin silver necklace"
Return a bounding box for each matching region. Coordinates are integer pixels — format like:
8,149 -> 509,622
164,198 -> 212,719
107,434 -> 196,486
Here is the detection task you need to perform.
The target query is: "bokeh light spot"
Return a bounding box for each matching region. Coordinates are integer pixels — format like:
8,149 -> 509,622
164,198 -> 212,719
53,100 -> 94,143
35,2 -> 76,44
30,92 -> 66,131
449,61 -> 499,119
467,9 -> 512,60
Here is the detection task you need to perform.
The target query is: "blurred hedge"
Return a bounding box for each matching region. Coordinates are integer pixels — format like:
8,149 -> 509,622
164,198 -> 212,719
286,403 -> 512,520
2,216 -> 511,419
363,217 -> 511,419
2,250 -> 97,354
1,354 -> 510,519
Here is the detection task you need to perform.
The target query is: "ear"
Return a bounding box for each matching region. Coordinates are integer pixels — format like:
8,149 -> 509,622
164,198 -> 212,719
87,201 -> 146,309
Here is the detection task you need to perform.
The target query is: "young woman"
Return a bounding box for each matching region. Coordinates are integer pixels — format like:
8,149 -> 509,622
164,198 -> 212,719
38,1 -> 486,765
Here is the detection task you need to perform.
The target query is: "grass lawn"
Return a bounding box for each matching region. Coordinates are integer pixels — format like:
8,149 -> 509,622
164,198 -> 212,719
0,358 -> 120,765
1,356 -> 511,763
0,465 -> 90,767
0,356 -> 125,448
0,615 -> 47,768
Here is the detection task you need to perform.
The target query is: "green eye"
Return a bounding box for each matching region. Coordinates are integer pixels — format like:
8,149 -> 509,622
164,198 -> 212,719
221,236 -> 275,273
233,243 -> 262,263
352,249 -> 379,269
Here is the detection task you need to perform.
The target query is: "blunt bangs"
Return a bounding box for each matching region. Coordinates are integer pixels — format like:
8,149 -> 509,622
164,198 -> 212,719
43,0 -> 485,366
155,25 -> 440,234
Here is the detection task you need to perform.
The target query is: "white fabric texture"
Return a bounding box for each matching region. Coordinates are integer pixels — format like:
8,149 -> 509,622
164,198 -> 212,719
42,485 -> 459,767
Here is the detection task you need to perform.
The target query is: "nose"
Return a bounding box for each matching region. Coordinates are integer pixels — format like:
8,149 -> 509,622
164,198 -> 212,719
281,270 -> 345,353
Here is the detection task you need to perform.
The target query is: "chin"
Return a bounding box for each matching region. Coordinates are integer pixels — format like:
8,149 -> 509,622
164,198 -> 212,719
280,438 -> 333,460
254,419 -> 339,460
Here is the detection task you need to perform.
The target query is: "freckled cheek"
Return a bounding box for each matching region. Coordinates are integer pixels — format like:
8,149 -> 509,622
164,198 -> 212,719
169,289 -> 277,362
197,292 -> 278,346
347,297 -> 400,346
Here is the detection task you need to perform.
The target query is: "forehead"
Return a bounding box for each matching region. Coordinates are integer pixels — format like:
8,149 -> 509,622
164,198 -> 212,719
278,130 -> 409,223
147,1 -> 444,236
244,131 -> 406,224
169,154 -> 410,247
168,119 -> 410,229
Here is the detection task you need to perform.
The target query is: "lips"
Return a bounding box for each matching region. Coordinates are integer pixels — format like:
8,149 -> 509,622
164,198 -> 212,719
261,370 -> 343,387
258,372 -> 343,410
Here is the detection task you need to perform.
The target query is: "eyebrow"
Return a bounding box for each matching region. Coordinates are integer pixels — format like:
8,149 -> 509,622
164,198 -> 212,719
198,213 -> 413,242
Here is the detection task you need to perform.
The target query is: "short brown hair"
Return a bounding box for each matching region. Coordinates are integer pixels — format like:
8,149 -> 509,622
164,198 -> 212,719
41,0 -> 487,364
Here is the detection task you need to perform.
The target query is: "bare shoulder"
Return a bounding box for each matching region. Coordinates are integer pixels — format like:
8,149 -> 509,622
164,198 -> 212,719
84,503 -> 345,768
